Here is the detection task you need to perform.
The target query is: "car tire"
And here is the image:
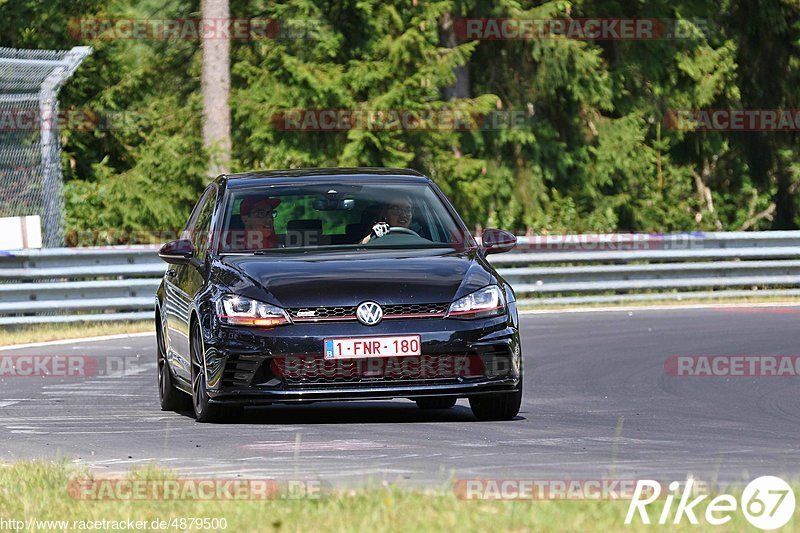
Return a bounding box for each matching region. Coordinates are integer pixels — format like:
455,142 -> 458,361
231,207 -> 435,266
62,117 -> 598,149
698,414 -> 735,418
190,322 -> 231,423
415,397 -> 457,409
469,383 -> 522,421
157,314 -> 191,412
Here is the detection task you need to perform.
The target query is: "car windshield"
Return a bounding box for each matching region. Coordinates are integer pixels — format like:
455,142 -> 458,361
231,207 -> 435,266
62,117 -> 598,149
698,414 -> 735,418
218,181 -> 472,253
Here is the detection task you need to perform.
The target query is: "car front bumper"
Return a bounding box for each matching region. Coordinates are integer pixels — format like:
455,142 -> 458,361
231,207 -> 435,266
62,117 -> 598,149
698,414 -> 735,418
207,378 -> 519,404
201,309 -> 522,405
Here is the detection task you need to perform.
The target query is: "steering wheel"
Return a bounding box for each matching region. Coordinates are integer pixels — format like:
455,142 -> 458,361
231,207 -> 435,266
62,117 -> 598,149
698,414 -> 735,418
387,226 -> 420,237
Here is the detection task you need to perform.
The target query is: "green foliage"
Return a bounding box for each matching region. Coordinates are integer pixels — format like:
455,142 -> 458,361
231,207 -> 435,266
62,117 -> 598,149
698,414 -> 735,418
2,0 -> 799,237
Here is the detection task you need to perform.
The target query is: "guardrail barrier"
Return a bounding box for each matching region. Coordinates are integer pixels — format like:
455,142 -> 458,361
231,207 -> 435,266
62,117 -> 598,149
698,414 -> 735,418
1,231 -> 798,324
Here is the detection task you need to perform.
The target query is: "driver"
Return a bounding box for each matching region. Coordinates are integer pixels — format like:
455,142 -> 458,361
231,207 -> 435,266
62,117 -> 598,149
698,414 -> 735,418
360,195 -> 414,244
238,196 -> 281,250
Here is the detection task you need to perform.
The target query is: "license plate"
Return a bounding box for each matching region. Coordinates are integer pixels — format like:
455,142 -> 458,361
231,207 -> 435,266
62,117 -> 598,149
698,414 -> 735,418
324,335 -> 421,360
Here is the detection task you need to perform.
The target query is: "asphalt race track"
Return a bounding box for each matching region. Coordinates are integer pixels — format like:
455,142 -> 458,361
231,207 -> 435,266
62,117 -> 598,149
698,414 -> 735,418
2,306 -> 799,487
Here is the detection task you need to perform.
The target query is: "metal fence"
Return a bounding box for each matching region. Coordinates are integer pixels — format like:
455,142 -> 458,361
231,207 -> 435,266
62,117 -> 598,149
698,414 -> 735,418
0,246 -> 160,325
493,231 -> 800,306
0,231 -> 799,325
0,47 -> 92,248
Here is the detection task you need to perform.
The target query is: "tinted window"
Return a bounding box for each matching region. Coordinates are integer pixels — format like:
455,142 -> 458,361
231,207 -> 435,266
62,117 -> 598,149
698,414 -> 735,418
219,182 -> 470,253
194,188 -> 217,260
182,187 -> 216,260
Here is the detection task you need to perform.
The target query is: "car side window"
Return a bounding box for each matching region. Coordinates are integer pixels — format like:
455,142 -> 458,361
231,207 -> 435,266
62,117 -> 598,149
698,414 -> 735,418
192,187 -> 217,261
181,189 -> 211,240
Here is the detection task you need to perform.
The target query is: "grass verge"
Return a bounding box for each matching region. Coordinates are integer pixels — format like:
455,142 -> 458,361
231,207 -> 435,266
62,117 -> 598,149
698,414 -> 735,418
0,321 -> 152,347
0,462 -> 795,532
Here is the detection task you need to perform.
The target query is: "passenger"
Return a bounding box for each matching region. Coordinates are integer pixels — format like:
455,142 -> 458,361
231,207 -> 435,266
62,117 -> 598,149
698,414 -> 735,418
238,197 -> 281,250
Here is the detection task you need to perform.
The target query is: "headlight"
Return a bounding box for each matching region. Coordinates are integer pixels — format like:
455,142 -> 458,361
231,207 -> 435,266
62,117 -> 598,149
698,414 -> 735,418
446,285 -> 506,319
216,295 -> 291,327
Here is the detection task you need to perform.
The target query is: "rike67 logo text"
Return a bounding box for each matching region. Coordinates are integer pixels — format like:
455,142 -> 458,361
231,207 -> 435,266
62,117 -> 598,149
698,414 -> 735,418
626,476 -> 795,530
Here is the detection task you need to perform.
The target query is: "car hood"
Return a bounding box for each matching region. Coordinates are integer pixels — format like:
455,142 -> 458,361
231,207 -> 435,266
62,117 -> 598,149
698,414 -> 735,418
216,248 -> 494,308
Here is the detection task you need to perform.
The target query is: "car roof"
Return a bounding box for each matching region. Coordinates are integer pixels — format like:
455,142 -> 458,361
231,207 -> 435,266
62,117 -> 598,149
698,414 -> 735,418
221,167 -> 429,189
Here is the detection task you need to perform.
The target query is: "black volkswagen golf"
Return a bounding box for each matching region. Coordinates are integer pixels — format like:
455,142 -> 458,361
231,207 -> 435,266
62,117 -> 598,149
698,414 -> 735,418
156,168 -> 522,422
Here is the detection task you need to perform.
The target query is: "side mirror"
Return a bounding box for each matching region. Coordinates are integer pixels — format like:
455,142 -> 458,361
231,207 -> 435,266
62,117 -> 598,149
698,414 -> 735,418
482,228 -> 517,255
159,239 -> 195,265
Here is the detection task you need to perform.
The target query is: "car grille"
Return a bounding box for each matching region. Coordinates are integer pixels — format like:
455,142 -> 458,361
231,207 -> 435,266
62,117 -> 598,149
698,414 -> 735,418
383,303 -> 449,317
287,303 -> 449,322
269,354 -> 486,386
221,347 -> 511,388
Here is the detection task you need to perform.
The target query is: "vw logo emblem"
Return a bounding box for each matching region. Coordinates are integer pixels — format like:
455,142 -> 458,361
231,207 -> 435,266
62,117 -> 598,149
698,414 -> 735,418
356,301 -> 383,326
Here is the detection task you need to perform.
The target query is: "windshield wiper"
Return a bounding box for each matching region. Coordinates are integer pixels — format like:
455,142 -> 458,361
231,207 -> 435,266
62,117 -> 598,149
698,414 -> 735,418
251,248 -> 307,254
220,249 -> 297,255
363,243 -> 455,250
